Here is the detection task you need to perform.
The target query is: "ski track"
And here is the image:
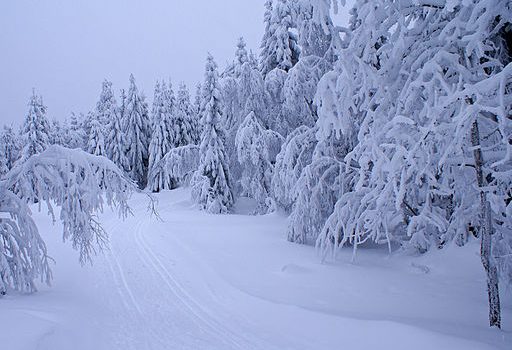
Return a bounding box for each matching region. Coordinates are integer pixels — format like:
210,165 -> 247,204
133,217 -> 261,350
100,199 -> 274,350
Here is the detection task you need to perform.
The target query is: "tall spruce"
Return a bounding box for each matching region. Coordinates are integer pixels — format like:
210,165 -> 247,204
191,54 -> 233,214
20,91 -> 50,162
124,74 -> 151,188
148,80 -> 174,192
259,0 -> 301,77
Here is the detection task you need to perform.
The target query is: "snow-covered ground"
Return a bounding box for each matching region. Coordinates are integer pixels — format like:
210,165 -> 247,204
1,189 -> 511,350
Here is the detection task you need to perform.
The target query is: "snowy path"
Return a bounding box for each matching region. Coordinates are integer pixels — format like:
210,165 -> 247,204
2,189 -> 511,349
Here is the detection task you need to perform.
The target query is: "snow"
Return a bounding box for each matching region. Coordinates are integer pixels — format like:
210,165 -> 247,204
1,189 -> 510,350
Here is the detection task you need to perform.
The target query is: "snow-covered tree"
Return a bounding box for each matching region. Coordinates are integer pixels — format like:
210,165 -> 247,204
282,55 -> 331,131
0,126 -> 21,176
296,0 -> 341,61
235,112 -> 278,214
69,112 -> 88,150
264,68 -> 288,134
235,37 -> 249,77
191,54 -> 234,214
147,145 -> 200,191
287,155 -> 341,244
260,0 -> 301,77
313,0 -> 512,328
20,91 -> 50,162
95,80 -> 118,131
147,80 -> 175,192
49,119 -> 65,145
176,82 -> 200,146
87,118 -> 106,156
105,108 -> 129,173
271,125 -> 317,212
0,145 -> 135,295
124,74 -> 151,188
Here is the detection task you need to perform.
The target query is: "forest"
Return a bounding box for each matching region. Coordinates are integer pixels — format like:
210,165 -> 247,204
1,0 -> 511,337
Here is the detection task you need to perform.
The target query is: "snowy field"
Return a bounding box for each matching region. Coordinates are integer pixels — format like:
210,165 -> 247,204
1,189 -> 511,350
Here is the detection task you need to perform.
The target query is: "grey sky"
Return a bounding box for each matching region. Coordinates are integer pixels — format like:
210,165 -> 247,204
0,1 -> 353,126
0,0 -> 265,125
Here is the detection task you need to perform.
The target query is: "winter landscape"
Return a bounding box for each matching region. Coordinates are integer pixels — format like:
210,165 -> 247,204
1,1 -> 511,349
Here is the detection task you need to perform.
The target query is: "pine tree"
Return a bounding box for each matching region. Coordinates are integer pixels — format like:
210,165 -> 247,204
95,80 -> 118,131
124,74 -> 151,188
234,37 -> 249,77
87,118 -> 106,156
176,82 -> 200,146
148,80 -> 174,192
191,54 -> 233,214
296,0 -> 338,60
106,110 -> 129,173
20,91 -> 50,162
0,126 -> 21,173
259,0 -> 301,77
49,119 -> 65,145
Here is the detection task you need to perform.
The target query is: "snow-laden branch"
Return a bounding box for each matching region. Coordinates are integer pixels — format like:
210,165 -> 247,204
0,145 -> 137,294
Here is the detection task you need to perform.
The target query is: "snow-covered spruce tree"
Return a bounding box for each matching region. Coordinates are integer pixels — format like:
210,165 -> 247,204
0,126 -> 21,176
314,0 -> 511,328
176,82 -> 200,146
124,74 -> 151,188
235,37 -> 249,77
68,112 -> 88,150
49,119 -> 65,146
95,80 -> 118,131
191,54 -> 234,214
296,0 -> 341,62
87,118 -> 106,157
147,80 -> 175,192
235,112 -> 275,214
259,0 -> 301,77
20,91 -> 51,162
0,145 -> 135,295
150,81 -> 162,129
105,105 -> 129,173
0,142 -> 9,178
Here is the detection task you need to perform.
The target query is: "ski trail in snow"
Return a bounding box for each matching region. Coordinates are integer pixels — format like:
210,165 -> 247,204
102,220 -> 156,350
133,216 -> 273,350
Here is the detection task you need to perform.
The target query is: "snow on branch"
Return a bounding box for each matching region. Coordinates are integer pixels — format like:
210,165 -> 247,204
0,145 -> 137,294
147,145 -> 200,191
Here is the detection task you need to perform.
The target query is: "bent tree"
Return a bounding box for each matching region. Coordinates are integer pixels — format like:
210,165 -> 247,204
0,145 -> 136,294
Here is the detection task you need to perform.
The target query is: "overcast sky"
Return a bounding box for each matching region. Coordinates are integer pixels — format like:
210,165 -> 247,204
0,0 -> 352,126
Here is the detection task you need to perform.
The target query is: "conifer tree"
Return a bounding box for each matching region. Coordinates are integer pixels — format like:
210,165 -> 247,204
106,108 -> 129,172
49,119 -> 65,145
124,74 -> 151,188
176,82 -> 200,146
95,80 -> 118,130
20,91 -> 50,162
148,80 -> 174,192
191,54 -> 233,214
259,0 -> 301,77
0,126 -> 21,173
87,118 -> 106,156
234,37 -> 249,77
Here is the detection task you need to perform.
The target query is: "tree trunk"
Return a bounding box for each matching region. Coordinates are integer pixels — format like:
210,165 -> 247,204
471,120 -> 501,329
